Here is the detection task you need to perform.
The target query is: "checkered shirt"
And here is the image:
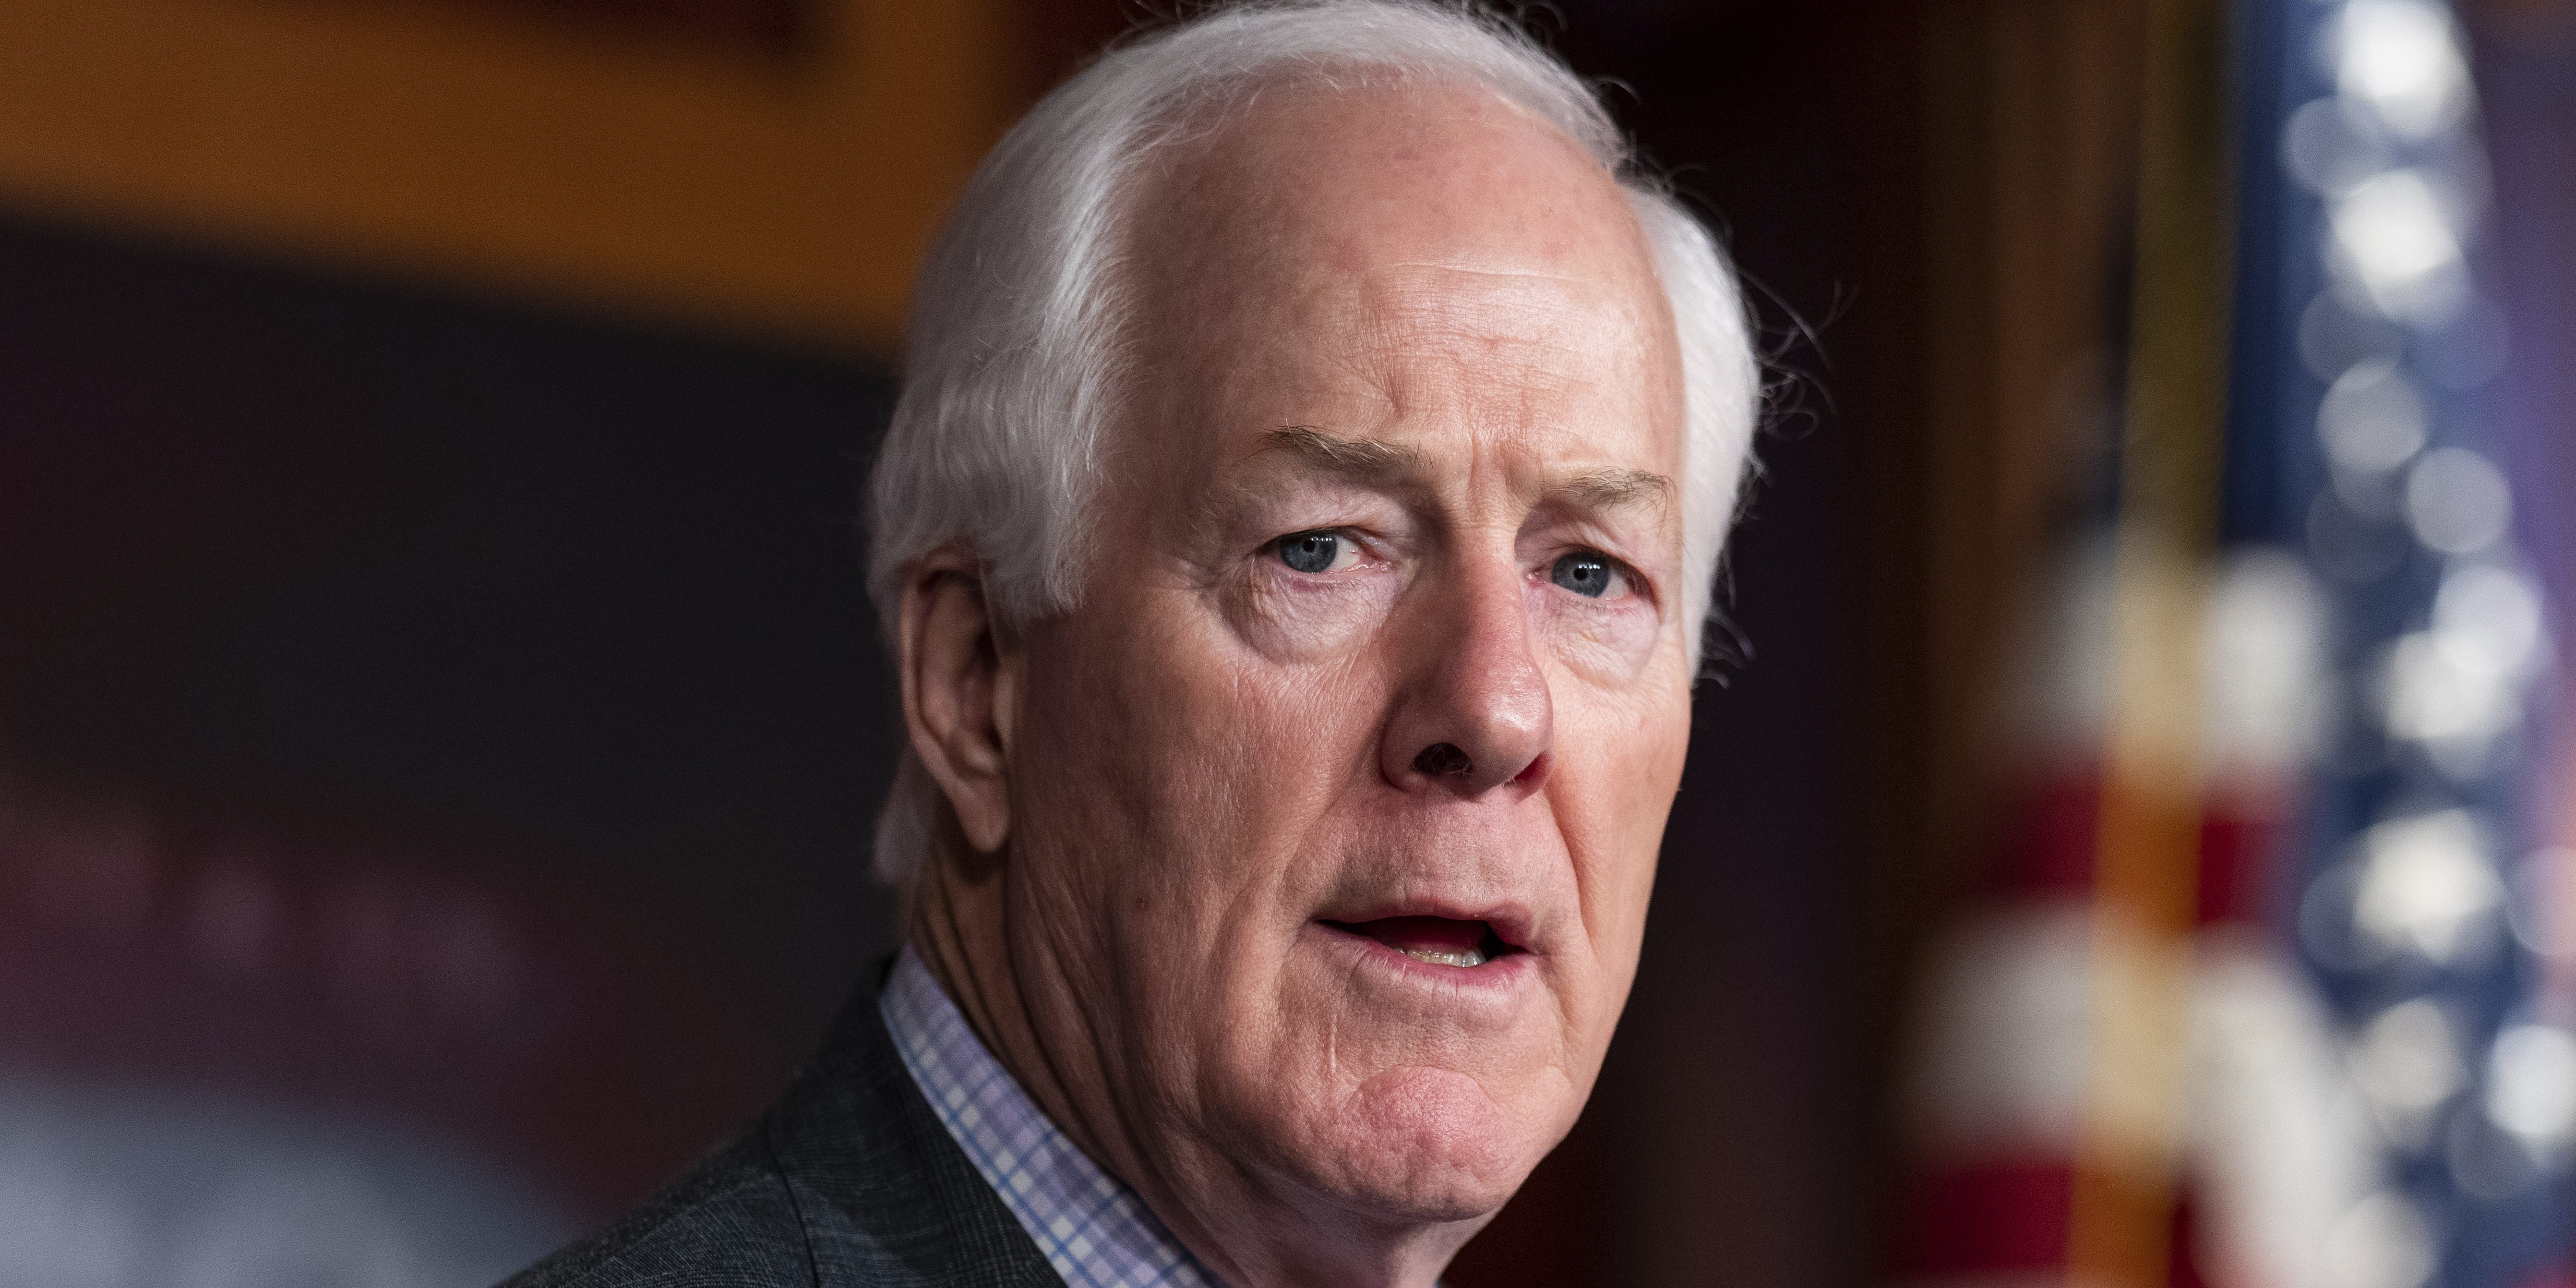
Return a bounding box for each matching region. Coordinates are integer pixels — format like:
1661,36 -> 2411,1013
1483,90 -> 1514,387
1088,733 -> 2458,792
882,948 -> 1221,1288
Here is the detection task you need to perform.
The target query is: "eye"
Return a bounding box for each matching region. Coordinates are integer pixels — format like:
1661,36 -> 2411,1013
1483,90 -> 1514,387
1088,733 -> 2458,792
1274,530 -> 1358,575
1549,550 -> 1630,600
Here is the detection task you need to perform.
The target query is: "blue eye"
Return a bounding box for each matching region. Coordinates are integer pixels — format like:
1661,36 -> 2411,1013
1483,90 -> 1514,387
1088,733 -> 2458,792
1276,531 -> 1341,574
1551,551 -> 1619,598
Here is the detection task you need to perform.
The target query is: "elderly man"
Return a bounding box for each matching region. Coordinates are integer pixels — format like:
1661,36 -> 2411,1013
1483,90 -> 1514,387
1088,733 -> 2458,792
503,1 -> 1756,1285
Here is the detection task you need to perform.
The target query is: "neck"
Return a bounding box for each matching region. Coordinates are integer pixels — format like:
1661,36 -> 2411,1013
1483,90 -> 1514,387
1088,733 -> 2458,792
904,835 -> 1482,1288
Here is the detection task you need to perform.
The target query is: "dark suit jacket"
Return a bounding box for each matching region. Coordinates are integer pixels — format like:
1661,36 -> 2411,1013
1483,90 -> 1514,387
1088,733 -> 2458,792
500,964 -> 1058,1287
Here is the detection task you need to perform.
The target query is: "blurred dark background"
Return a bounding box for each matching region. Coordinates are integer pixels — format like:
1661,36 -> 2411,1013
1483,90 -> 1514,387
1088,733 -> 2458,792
4,0 -> 2571,1285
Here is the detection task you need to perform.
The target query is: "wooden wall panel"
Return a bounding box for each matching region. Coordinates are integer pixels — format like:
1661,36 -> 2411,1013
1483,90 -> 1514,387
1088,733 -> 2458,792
0,0 -> 1020,349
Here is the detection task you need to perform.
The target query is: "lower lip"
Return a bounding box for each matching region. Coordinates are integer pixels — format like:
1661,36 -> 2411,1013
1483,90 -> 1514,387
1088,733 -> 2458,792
1306,921 -> 1541,995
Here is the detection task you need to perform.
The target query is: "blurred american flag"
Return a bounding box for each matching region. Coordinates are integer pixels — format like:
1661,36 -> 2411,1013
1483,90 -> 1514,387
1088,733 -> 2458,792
1892,4 -> 2576,1288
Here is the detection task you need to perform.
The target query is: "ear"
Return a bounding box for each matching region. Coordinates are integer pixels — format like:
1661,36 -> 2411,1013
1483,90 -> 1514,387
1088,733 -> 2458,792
897,547 -> 1023,856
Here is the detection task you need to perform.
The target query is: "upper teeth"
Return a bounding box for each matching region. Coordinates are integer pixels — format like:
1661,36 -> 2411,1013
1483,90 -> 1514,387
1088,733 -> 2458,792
1402,946 -> 1486,968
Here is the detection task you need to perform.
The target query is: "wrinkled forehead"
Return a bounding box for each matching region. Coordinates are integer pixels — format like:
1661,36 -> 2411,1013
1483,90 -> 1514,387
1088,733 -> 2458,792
1122,78 -> 1683,461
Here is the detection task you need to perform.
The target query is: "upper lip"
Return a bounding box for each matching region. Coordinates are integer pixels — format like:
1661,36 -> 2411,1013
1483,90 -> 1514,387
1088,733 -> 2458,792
1317,899 -> 1535,953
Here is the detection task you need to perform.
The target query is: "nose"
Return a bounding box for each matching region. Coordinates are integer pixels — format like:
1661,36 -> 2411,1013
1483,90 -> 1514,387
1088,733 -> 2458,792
1379,557 -> 1554,797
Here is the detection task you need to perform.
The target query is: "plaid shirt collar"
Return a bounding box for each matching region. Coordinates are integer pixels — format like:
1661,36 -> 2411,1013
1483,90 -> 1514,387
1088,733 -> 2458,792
882,947 -> 1221,1288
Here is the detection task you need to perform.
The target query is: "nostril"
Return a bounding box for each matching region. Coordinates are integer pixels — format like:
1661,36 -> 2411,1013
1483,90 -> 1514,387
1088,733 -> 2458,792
1412,743 -> 1473,778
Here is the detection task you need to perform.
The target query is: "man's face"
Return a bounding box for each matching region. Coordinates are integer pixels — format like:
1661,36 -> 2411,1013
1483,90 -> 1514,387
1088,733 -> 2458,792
1001,83 -> 1693,1223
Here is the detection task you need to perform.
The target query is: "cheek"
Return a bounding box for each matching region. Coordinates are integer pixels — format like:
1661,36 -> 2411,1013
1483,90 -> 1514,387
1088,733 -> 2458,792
1014,598 -> 1401,1104
1017,590 -> 1390,925
1550,676 -> 1691,967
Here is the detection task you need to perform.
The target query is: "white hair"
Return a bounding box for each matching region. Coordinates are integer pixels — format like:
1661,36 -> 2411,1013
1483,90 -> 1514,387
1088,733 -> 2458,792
864,0 -> 1761,885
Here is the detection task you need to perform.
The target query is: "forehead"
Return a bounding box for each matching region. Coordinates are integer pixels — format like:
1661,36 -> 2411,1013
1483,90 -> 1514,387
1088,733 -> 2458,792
1125,79 -> 1682,473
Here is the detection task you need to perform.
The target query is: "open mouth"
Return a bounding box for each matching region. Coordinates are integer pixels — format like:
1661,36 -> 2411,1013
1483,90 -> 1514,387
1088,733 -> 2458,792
1322,915 -> 1522,969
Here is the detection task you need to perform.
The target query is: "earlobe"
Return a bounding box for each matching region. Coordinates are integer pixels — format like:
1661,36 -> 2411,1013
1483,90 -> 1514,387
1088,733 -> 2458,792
897,550 -> 1018,857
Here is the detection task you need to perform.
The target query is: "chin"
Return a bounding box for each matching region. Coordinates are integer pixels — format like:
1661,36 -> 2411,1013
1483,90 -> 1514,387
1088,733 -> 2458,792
1292,1064 -> 1567,1225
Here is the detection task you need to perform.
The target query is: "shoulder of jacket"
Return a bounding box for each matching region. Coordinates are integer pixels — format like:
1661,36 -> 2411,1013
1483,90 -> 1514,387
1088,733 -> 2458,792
494,1127 -> 821,1288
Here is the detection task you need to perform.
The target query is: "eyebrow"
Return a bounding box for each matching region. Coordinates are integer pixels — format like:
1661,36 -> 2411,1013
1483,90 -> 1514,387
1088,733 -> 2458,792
1560,466 -> 1676,516
1256,426 -> 1424,480
1255,425 -> 1676,518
